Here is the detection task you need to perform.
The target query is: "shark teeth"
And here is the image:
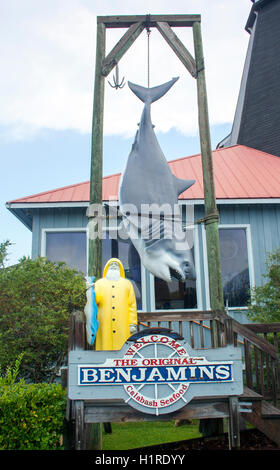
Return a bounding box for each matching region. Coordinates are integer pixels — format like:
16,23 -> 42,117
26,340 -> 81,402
169,267 -> 184,282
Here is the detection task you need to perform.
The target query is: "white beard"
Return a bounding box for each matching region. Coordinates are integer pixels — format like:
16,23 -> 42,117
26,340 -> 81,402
106,267 -> 121,281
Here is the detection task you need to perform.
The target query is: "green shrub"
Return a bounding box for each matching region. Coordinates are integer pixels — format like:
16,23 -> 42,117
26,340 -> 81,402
247,248 -> 280,323
0,256 -> 86,382
0,382 -> 66,450
0,353 -> 25,386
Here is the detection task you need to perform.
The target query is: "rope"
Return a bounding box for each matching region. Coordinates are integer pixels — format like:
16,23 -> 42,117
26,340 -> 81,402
145,14 -> 151,88
147,29 -> 150,88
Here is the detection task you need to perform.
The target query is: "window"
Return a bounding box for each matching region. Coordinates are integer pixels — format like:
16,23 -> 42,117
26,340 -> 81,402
45,230 -> 87,274
102,231 -> 143,310
219,228 -> 251,308
151,225 -> 201,311
153,247 -> 197,310
43,229 -> 143,309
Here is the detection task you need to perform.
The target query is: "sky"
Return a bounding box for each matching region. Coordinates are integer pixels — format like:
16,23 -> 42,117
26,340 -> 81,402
0,0 -> 252,265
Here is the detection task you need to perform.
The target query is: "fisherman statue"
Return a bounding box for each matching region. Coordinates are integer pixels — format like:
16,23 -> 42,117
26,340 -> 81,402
84,258 -> 138,350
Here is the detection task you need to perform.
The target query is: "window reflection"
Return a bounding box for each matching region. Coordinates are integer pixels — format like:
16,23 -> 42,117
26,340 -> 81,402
102,232 -> 142,310
155,278 -> 197,310
45,230 -> 143,310
219,228 -> 250,307
154,247 -> 197,310
45,231 -> 87,274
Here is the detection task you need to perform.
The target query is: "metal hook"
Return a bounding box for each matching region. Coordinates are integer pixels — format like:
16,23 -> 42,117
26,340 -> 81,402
145,14 -> 151,34
108,63 -> 125,90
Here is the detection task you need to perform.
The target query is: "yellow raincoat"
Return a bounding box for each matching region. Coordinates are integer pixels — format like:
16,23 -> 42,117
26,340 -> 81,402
94,258 -> 138,350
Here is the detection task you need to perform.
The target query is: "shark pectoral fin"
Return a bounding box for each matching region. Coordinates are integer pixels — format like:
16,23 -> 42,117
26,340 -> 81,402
172,175 -> 195,196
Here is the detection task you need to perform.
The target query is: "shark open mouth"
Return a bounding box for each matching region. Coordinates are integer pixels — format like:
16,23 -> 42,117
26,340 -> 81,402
169,267 -> 184,282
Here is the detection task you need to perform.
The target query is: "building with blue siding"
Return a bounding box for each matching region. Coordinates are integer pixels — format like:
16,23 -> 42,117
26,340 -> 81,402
6,145 -> 280,324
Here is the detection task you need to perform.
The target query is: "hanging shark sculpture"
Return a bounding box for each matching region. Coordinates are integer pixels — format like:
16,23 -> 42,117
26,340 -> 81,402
118,77 -> 196,283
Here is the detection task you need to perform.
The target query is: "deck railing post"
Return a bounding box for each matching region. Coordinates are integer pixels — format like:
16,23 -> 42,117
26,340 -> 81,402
228,396 -> 241,450
224,317 -> 234,346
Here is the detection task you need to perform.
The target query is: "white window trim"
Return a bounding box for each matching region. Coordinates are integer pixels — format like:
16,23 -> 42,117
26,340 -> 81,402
41,227 -> 89,275
8,198 -> 280,211
149,224 -> 203,312
202,223 -> 255,310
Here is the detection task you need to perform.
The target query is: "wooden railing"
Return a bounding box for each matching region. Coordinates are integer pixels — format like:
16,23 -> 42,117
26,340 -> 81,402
138,310 -> 238,348
243,323 -> 280,405
137,310 -> 280,406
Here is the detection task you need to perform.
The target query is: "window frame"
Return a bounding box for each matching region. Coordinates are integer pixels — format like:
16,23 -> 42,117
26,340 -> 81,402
41,226 -> 147,312
41,227 -> 89,275
202,223 -> 255,310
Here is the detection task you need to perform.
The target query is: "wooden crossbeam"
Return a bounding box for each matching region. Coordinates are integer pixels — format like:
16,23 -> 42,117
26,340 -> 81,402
156,21 -> 197,77
97,14 -> 201,28
102,22 -> 145,77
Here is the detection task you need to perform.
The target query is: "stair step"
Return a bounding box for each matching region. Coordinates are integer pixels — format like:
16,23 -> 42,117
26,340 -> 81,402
261,401 -> 280,419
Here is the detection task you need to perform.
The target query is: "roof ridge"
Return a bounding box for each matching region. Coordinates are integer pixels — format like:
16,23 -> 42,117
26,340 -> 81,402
167,144 -> 243,165
168,151 -> 201,164
6,174 -> 122,204
7,180 -> 90,203
103,172 -> 122,179
239,145 -> 280,159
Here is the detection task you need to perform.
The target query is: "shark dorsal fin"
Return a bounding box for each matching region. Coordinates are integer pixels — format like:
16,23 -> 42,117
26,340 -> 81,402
173,175 -> 195,196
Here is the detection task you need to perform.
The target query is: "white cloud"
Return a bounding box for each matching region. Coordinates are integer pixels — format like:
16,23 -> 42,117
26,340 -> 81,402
0,0 -> 251,140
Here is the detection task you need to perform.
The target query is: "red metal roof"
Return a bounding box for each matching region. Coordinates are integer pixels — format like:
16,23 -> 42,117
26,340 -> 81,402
7,145 -> 280,204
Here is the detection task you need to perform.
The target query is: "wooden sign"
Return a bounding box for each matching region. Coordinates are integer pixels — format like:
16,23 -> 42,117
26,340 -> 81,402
68,330 -> 243,416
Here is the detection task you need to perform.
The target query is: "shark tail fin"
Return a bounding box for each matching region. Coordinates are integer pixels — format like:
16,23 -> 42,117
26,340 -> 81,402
173,175 -> 195,196
128,77 -> 179,104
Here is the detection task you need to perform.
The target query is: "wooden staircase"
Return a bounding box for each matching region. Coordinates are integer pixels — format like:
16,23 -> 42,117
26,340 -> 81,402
253,400 -> 280,446
240,387 -> 280,446
138,310 -> 280,447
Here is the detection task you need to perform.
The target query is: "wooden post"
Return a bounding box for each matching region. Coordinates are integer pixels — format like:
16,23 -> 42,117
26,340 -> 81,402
192,21 -> 224,319
75,401 -> 85,450
228,396 -> 241,450
224,317 -> 234,346
193,21 -> 225,438
88,21 -> 106,279
192,21 -> 224,314
86,21 -> 106,450
65,312 -> 87,450
224,315 -> 242,449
